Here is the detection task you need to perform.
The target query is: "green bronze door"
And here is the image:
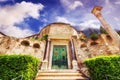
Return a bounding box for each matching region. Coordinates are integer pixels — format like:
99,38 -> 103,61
52,45 -> 68,69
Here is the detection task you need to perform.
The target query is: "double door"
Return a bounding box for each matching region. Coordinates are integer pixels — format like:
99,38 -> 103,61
52,45 -> 68,69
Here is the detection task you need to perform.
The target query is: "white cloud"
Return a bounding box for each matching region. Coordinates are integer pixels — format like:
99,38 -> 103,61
0,26 -> 34,37
69,1 -> 83,10
105,0 -> 110,4
0,0 -> 8,2
59,0 -> 120,31
78,20 -> 100,30
56,16 -> 100,31
56,16 -> 75,25
56,16 -> 71,23
114,17 -> 119,22
60,0 -> 83,11
0,1 -> 43,26
0,1 -> 44,38
101,0 -> 120,30
115,1 -> 120,4
0,0 -> 14,2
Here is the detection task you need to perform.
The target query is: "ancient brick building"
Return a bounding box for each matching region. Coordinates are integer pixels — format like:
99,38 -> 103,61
0,22 -> 119,69
0,22 -> 120,79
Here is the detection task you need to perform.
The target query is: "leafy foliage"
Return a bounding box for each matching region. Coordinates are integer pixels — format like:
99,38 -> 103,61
80,34 -> 87,42
30,37 -> 41,41
0,55 -> 40,80
100,26 -> 108,34
85,55 -> 120,80
88,29 -> 99,41
89,32 -> 99,41
41,34 -> 48,41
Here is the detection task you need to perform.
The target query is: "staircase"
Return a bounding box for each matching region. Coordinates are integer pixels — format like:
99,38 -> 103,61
35,70 -> 89,80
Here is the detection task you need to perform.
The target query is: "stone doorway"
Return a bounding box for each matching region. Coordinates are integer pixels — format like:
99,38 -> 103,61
52,45 -> 68,69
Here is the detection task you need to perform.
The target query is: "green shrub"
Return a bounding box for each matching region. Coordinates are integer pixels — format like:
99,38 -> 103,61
89,33 -> 99,41
41,34 -> 48,41
100,26 -> 108,34
0,54 -> 40,80
80,35 -> 87,42
85,55 -> 120,80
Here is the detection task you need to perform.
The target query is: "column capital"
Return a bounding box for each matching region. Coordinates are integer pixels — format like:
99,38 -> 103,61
91,6 -> 102,17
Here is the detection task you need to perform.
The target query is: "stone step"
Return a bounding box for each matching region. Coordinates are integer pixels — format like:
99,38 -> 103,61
35,76 -> 88,80
35,70 -> 88,80
37,72 -> 82,76
38,69 -> 80,73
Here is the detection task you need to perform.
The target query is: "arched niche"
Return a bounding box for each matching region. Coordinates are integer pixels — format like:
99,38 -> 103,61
33,43 -> 40,48
21,40 -> 30,46
90,42 -> 98,46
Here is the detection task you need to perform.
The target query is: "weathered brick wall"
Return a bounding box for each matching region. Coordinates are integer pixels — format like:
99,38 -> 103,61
0,36 -> 45,60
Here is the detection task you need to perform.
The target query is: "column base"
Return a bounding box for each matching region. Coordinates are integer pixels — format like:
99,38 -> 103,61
41,60 -> 48,70
72,60 -> 79,70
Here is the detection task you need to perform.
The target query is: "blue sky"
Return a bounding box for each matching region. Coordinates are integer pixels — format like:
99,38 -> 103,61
0,0 -> 120,37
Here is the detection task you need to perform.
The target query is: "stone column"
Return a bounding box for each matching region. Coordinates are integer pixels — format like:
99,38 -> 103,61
92,6 -> 120,52
45,39 -> 50,60
71,39 -> 76,60
70,38 -> 79,70
41,39 -> 50,70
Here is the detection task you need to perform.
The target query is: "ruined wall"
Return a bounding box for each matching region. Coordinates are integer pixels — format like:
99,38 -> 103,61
0,36 -> 45,60
74,33 -> 119,68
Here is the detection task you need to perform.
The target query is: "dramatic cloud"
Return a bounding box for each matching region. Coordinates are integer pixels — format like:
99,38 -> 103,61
59,0 -> 120,31
0,1 -> 44,37
69,1 -> 83,10
115,1 -> 120,5
105,0 -> 110,4
60,0 -> 83,11
0,1 -> 43,26
56,16 -> 73,24
59,0 -> 101,31
0,25 -> 34,37
77,20 -> 100,30
102,0 -> 120,30
56,16 -> 100,31
1,0 -> 119,38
